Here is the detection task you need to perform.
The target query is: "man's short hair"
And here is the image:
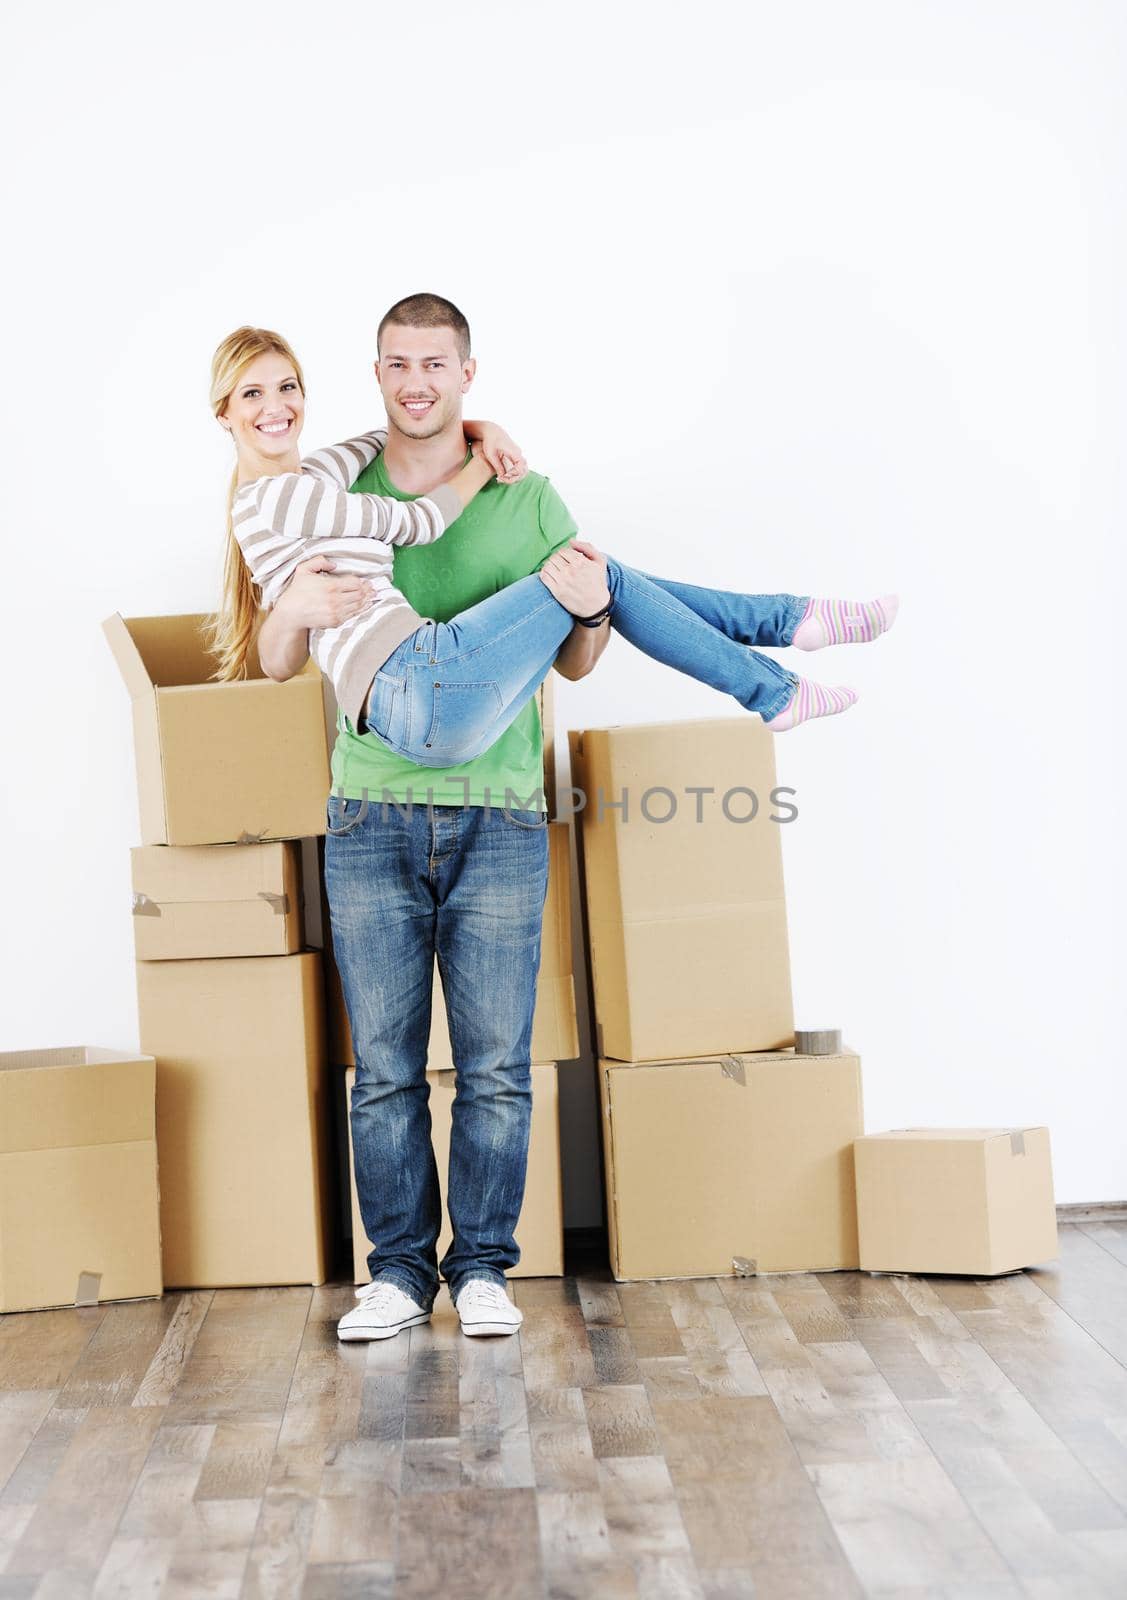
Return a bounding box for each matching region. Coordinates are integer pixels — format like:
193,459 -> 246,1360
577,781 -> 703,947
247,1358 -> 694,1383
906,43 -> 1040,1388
377,293 -> 471,363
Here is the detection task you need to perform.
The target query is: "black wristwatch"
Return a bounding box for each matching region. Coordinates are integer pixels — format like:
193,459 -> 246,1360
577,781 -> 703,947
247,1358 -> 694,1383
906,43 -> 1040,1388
576,597 -> 614,628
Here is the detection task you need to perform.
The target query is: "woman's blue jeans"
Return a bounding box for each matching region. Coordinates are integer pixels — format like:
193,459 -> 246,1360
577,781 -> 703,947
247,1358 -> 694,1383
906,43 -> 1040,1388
362,559 -> 809,764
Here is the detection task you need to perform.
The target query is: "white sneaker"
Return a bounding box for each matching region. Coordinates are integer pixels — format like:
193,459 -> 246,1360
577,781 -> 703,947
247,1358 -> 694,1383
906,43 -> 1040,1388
453,1277 -> 524,1337
337,1279 -> 431,1342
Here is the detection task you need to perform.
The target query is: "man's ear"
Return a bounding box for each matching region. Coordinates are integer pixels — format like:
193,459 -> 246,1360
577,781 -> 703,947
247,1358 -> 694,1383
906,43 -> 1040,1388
460,357 -> 477,394
373,358 -> 381,383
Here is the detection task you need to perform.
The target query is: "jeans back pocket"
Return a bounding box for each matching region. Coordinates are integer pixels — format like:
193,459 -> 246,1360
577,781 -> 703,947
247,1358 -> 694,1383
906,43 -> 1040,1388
362,669 -> 404,742
419,679 -> 504,760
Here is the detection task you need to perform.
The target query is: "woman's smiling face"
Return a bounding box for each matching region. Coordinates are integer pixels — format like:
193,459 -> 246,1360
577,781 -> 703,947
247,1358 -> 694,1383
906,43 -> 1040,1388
221,351 -> 305,469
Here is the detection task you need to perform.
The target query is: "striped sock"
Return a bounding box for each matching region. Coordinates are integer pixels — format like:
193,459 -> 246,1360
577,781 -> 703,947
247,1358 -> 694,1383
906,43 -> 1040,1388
791,593 -> 899,650
763,677 -> 858,732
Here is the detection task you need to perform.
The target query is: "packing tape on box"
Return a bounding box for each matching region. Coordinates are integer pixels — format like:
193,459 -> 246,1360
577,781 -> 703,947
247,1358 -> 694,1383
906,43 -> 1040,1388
731,1256 -> 758,1276
74,1271 -> 101,1307
721,1056 -> 746,1085
794,1029 -> 842,1056
1009,1130 -> 1026,1156
256,891 -> 289,914
132,893 -> 161,917
237,830 -> 268,845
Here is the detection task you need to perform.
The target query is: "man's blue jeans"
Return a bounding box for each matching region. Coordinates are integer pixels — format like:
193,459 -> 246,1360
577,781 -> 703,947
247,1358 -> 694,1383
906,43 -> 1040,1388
324,796 -> 549,1308
363,561 -> 809,767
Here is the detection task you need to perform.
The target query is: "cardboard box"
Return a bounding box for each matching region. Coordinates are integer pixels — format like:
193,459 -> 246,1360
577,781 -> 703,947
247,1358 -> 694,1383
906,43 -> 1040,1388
599,1047 -> 862,1279
130,841 -> 304,960
346,1061 -> 563,1280
135,953 -> 334,1287
538,674 -> 557,818
104,612 -> 330,846
855,1128 -> 1059,1276
570,720 -> 794,1061
324,821 -> 579,1068
0,1047 -> 162,1313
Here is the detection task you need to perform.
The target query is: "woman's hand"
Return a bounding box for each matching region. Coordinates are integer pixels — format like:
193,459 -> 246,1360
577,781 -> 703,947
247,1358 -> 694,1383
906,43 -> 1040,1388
272,555 -> 376,629
539,539 -> 611,617
464,418 -> 527,484
455,446 -> 498,507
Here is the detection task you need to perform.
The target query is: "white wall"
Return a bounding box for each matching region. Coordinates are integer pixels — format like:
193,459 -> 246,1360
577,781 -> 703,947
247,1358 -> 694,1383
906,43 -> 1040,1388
2,1 -> 1123,1212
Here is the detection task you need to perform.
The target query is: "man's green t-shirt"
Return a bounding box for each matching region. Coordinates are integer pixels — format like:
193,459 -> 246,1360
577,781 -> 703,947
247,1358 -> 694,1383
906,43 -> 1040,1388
329,449 -> 578,807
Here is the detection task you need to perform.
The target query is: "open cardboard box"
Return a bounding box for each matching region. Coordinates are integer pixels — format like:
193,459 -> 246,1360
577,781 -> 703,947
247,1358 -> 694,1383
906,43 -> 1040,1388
0,1046 -> 163,1313
104,611 -> 330,846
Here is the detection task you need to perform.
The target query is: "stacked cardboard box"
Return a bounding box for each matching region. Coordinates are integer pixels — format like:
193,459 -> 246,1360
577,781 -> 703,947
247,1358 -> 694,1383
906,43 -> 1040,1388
571,716 -> 1058,1280
105,613 -> 335,1289
569,718 -> 794,1060
570,718 -> 862,1280
103,613 -> 329,846
130,841 -> 304,959
599,1047 -> 862,1280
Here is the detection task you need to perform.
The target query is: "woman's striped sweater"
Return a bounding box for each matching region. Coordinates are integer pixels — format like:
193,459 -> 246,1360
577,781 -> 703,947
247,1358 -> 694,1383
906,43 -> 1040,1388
231,430 -> 463,729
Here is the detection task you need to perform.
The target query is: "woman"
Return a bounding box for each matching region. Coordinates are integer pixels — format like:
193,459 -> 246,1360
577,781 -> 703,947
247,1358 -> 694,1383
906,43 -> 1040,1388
208,326 -> 897,758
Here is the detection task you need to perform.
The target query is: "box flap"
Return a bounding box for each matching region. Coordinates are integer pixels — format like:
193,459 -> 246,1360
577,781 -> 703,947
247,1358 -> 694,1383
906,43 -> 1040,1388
105,612 -> 307,690
0,1051 -> 155,1154
120,613 -> 222,687
0,1046 -> 152,1070
860,1128 -> 1044,1144
102,612 -> 156,700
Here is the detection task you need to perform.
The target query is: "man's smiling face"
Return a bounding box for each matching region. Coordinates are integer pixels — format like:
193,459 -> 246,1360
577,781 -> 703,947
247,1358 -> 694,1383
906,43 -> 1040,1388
375,322 -> 475,441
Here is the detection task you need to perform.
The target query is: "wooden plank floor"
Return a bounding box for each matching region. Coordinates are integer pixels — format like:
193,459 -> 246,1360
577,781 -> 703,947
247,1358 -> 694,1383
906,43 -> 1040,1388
2,1223 -> 1126,1597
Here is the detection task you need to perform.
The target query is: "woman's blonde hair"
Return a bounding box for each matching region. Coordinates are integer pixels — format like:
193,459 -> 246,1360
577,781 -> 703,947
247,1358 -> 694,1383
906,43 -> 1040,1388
204,325 -> 306,681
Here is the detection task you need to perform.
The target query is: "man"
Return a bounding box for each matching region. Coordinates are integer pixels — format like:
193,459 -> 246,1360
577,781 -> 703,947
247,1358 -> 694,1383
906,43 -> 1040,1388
258,293 -> 609,1340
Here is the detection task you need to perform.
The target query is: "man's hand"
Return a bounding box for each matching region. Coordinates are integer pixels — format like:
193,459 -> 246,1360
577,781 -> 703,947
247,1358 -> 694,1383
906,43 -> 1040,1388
258,555 -> 376,681
277,555 -> 377,629
539,539 -> 610,617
